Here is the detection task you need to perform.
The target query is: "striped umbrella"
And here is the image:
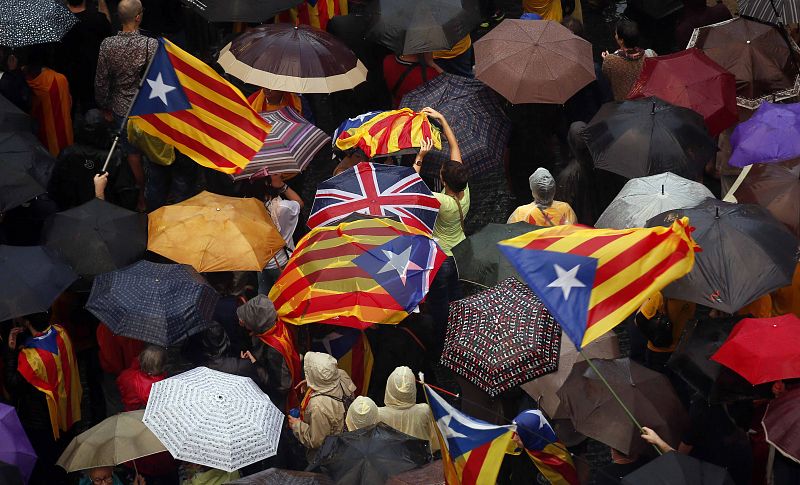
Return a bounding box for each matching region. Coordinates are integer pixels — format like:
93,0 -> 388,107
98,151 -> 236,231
232,107 -> 330,182
740,0 -> 800,25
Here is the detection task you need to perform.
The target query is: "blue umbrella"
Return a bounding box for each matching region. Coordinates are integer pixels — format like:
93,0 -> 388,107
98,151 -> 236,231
729,102 -> 800,167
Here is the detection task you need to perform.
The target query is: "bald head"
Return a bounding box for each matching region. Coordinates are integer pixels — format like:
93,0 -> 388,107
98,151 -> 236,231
117,0 -> 142,26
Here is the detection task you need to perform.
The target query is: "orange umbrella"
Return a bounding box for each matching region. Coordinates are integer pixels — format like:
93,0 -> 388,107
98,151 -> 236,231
147,191 -> 285,272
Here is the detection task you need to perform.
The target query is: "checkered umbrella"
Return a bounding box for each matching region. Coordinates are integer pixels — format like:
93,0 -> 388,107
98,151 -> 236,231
143,367 -> 284,472
441,277 -> 561,397
86,261 -> 218,346
0,0 -> 78,48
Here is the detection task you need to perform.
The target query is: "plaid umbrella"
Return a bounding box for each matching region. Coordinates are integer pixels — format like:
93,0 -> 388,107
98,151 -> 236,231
232,107 -> 329,182
0,0 -> 78,48
86,261 -> 219,346
441,277 -> 561,397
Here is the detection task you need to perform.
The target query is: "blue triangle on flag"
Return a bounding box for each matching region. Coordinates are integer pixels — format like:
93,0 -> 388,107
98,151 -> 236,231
129,39 -> 191,117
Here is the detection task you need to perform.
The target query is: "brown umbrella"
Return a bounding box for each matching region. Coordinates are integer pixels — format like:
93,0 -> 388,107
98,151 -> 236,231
687,17 -> 800,110
474,19 -> 595,104
557,358 -> 688,456
762,387 -> 800,464
733,159 -> 800,239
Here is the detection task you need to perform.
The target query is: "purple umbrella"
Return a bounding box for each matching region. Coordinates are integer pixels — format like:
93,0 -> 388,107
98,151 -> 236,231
729,102 -> 800,167
0,404 -> 37,484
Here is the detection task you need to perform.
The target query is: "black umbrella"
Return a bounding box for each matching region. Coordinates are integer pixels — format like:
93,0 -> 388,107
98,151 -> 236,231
86,261 -> 218,346
647,198 -> 798,314
0,131 -> 56,189
42,198 -> 148,277
621,451 -> 736,485
0,245 -> 78,321
307,423 -> 430,485
367,0 -> 480,55
0,461 -> 23,485
583,97 -> 717,180
179,0 -> 302,23
227,468 -> 334,485
452,222 -> 541,288
0,94 -> 31,132
0,162 -> 46,215
0,0 -> 78,48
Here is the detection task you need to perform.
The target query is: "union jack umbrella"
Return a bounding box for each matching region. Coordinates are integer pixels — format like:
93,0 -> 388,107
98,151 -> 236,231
308,162 -> 441,235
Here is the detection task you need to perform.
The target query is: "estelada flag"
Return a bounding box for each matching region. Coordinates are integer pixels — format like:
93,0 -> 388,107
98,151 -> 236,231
276,0 -> 348,31
499,218 -> 699,349
129,38 -> 270,174
333,109 -> 442,158
513,410 -> 579,485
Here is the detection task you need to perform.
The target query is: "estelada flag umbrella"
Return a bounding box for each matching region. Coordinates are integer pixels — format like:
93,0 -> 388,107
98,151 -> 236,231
733,159 -> 800,238
762,386 -> 800,463
728,102 -> 800,167
147,191 -> 285,273
627,48 -> 737,137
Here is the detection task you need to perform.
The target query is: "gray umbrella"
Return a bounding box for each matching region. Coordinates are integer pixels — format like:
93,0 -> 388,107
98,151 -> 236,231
0,0 -> 78,48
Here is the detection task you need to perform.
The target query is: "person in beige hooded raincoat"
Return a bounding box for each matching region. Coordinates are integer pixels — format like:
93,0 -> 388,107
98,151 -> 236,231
377,366 -> 439,452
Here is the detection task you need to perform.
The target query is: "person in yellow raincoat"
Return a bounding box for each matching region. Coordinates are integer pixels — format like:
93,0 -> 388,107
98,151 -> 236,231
524,0 -> 563,21
507,167 -> 577,226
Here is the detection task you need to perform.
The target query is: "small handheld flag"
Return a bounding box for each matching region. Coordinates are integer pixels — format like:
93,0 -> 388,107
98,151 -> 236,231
333,109 -> 442,158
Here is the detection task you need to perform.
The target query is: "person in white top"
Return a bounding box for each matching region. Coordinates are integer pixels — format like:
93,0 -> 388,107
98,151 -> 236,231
259,174 -> 304,295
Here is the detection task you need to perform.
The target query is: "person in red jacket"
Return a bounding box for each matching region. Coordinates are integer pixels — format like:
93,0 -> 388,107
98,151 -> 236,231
97,323 -> 143,416
116,345 -> 166,411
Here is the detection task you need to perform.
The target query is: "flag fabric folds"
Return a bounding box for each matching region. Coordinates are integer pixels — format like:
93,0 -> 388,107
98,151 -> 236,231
333,109 -> 442,158
276,0 -> 348,31
513,410 -> 579,485
128,38 -> 270,174
27,68 -> 73,156
499,218 -> 699,349
311,326 -> 374,396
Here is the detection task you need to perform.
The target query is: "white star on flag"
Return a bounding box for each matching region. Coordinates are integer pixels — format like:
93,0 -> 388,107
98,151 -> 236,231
147,73 -> 176,106
376,246 -> 422,285
547,263 -> 586,300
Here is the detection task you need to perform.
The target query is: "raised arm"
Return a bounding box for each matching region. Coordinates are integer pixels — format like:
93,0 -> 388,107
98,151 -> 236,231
421,107 -> 461,163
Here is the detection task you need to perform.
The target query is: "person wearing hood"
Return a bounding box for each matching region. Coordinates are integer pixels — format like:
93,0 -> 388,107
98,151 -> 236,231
345,396 -> 379,431
507,167 -> 577,226
288,352 -> 357,453
377,366 -> 439,452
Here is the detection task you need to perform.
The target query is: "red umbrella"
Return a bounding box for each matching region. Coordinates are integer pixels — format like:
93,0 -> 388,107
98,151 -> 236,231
711,314 -> 800,385
627,48 -> 737,136
763,387 -> 800,464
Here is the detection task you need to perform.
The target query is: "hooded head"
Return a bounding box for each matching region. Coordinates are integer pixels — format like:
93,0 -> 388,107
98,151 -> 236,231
200,323 -> 230,359
304,352 -> 342,393
236,295 -> 277,335
345,396 -> 379,431
529,168 -> 555,210
384,366 -> 417,409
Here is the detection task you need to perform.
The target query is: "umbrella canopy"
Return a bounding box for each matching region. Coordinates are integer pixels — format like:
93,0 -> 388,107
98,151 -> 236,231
583,97 -> 716,180
401,74 -> 511,177
0,462 -> 23,485
733,159 -> 800,238
711,314 -> 800,385
595,172 -> 714,229
179,0 -> 302,23
143,367 -> 284,473
728,102 -> 800,167
627,48 -> 737,137
626,0 -> 683,19
57,410 -> 167,472
0,161 -> 46,215
474,19 -> 595,104
86,261 -> 219,346
307,423 -> 431,485
0,131 -> 56,189
763,387 -> 800,463
0,404 -> 36,485
227,468 -> 335,485
366,0 -> 480,55
218,24 -> 367,93
0,245 -> 77,321
647,198 -> 798,314
308,162 -> 440,235
557,358 -> 688,456
42,198 -> 147,277
621,451 -> 736,485
687,17 -> 800,110
452,222 -> 541,288
0,0 -> 77,48
0,93 -> 31,131
147,191 -> 285,273
386,460 -> 444,484
231,107 -> 329,182
739,0 -> 800,25
442,277 -> 561,397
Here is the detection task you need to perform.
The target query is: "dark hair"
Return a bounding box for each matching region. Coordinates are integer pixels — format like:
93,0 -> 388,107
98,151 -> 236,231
615,19 -> 640,48
66,0 -> 84,6
24,312 -> 51,332
561,16 -> 585,39
440,160 -> 469,192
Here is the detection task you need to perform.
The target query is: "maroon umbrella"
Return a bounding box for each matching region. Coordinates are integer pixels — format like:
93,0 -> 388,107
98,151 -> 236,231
763,387 -> 800,463
734,159 -> 800,239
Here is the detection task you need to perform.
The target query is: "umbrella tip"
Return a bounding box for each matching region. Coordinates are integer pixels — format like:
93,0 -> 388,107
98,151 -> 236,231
661,184 -> 664,196
651,102 -> 656,115
715,206 -> 720,219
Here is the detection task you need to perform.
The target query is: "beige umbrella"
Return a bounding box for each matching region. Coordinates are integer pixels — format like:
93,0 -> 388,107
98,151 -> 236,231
57,411 -> 167,473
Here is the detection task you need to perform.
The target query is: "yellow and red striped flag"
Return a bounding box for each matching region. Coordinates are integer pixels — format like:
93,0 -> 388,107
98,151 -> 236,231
333,109 -> 442,158
276,0 -> 348,31
499,218 -> 699,349
27,68 -> 73,156
128,38 -> 270,174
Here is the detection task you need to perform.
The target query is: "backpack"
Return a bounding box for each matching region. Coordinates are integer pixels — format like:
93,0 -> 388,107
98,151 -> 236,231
311,383 -> 355,422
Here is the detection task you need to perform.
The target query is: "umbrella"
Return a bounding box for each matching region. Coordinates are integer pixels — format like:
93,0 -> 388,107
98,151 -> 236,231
0,462 -> 23,485
147,191 -> 285,273
740,0 -> 800,25
728,102 -> 800,167
0,131 -> 56,189
473,19 -> 595,105
711,314 -> 800,385
733,159 -> 800,238
307,423 -> 431,485
557,358 -> 688,456
0,0 -> 78,48
521,331 -> 620,418
218,24 -> 367,93
42,198 -> 147,277
86,261 -> 219,347
143,367 -> 284,473
179,0 -> 302,23
226,468 -> 335,485
308,162 -> 440,235
0,93 -> 31,132
621,451 -> 736,485
762,387 -> 800,463
583,97 -> 716,180
386,460 -> 444,484
647,198 -> 798,314
366,0 -> 480,55
231,107 -> 329,182
687,17 -> 800,110
0,245 -> 78,321
627,48 -> 737,137
0,404 -> 36,484
626,0 -> 683,19
442,277 -> 561,397
401,73 -> 511,177
57,410 -> 167,472
595,172 -> 714,230
452,222 -> 541,288
0,161 -> 46,215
